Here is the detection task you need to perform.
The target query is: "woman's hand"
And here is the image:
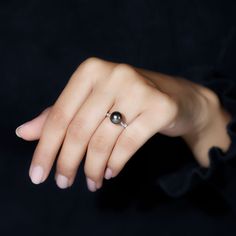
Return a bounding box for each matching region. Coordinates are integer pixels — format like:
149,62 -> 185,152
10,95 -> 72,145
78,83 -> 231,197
15,57 -> 232,191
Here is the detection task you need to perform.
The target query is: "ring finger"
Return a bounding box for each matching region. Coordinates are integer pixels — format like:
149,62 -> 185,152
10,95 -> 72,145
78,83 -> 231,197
84,99 -> 142,191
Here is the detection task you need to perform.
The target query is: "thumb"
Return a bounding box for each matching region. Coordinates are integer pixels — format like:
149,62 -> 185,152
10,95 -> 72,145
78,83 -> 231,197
15,107 -> 52,141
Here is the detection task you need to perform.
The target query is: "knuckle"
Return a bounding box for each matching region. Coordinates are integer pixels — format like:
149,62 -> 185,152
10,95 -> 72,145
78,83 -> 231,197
75,57 -> 109,85
114,63 -> 132,72
67,117 -> 88,141
48,106 -> 68,130
118,134 -> 137,153
88,134 -> 110,154
109,63 -> 137,87
111,63 -> 135,78
83,57 -> 101,66
80,57 -> 106,73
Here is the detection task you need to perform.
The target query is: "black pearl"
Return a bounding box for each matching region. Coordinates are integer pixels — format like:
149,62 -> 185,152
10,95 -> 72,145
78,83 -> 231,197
110,111 -> 122,124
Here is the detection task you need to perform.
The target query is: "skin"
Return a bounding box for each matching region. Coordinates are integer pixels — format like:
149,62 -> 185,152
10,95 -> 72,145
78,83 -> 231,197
15,57 -> 232,191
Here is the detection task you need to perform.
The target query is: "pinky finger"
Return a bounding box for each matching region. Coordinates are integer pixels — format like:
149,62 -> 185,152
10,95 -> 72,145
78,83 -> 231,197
15,107 -> 52,141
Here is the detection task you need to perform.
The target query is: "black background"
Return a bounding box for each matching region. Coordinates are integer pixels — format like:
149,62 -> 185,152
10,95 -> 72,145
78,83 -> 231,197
1,0 -> 236,235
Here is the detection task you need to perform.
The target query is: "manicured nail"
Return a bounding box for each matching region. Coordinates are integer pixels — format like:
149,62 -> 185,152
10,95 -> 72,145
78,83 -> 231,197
15,125 -> 24,138
29,165 -> 44,184
56,174 -> 69,189
104,168 -> 113,180
86,177 -> 97,192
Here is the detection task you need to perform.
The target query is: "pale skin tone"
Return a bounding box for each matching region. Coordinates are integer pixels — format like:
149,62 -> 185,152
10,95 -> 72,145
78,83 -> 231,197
15,57 -> 232,191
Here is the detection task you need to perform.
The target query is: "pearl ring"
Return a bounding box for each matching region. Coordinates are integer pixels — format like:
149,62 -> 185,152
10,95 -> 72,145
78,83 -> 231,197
106,111 -> 128,128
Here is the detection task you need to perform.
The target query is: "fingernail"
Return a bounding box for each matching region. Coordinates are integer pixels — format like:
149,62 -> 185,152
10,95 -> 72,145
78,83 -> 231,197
86,177 -> 97,192
56,174 -> 69,189
29,165 -> 44,184
104,168 -> 113,180
15,125 -> 24,138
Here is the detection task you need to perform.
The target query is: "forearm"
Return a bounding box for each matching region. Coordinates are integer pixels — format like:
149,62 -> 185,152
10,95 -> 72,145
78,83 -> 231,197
181,81 -> 232,167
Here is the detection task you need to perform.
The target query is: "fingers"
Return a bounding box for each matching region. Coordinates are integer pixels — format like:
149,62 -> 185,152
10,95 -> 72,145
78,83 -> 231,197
56,68 -> 148,191
29,58 -> 111,185
83,84 -> 147,191
55,64 -> 165,190
83,107 -> 138,191
54,64 -> 145,190
15,107 -> 51,141
54,84 -> 117,189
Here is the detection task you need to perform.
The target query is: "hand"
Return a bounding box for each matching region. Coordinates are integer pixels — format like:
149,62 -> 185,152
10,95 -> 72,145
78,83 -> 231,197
15,57 -> 232,191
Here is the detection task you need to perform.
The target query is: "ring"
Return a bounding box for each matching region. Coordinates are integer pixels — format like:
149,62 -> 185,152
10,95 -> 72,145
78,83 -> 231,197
106,111 -> 128,128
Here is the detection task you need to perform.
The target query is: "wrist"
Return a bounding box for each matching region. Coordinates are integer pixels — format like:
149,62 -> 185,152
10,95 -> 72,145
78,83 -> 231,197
181,82 -> 232,167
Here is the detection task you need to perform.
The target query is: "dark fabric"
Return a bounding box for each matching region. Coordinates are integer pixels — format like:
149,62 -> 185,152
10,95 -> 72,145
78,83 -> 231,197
1,0 -> 236,235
